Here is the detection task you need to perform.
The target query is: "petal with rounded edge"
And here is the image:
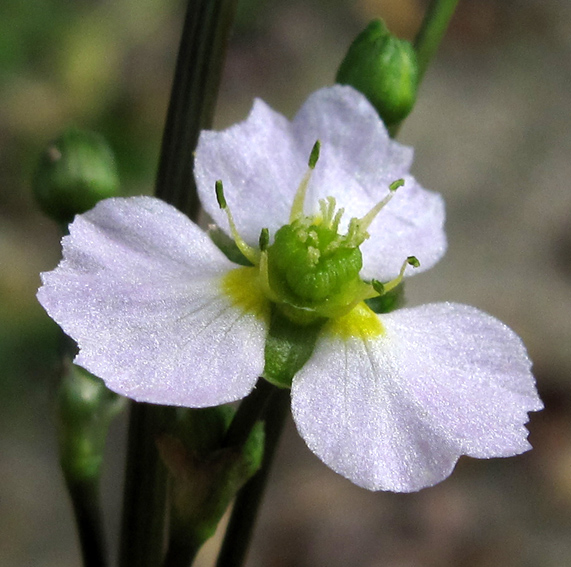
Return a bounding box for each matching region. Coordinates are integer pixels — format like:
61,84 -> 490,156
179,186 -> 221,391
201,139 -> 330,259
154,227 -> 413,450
195,99 -> 302,244
195,86 -> 446,279
38,197 -> 268,406
291,302 -> 542,492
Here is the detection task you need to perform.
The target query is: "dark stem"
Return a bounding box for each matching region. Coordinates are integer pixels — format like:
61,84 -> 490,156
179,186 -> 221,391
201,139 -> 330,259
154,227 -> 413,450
162,530 -> 202,567
119,0 -> 239,564
119,402 -> 173,567
155,0 -> 239,219
66,479 -> 107,567
216,388 -> 290,567
223,378 -> 278,448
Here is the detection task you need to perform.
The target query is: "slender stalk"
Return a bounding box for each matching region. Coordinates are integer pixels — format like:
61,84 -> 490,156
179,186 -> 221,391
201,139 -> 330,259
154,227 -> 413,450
119,0 -> 239,564
57,344 -> 125,567
58,344 -> 108,567
65,479 -> 107,567
223,379 -> 278,448
119,402 -> 173,567
389,0 -> 460,137
160,380 -> 276,567
162,531 -> 203,567
155,0 -> 239,219
414,0 -> 461,83
216,389 -> 290,567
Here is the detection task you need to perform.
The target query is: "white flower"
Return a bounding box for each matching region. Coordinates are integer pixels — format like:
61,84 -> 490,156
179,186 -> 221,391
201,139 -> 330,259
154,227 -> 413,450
38,86 -> 542,492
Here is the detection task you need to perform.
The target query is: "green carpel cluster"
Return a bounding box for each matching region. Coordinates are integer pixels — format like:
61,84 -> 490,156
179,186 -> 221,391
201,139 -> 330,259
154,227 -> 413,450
267,218 -> 363,308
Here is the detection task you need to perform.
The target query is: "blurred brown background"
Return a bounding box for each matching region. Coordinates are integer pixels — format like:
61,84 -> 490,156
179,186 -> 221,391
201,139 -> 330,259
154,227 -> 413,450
1,0 -> 570,565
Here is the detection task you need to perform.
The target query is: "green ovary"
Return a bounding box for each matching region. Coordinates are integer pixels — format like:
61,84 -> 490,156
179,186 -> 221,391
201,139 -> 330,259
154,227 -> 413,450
267,219 -> 363,314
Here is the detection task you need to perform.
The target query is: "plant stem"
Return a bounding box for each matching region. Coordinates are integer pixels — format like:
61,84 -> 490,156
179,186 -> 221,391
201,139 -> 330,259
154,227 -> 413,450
162,526 -> 203,567
65,478 -> 107,567
160,380 -> 276,567
389,0 -> 460,137
155,0 -> 239,220
216,388 -> 290,567
414,0 -> 461,83
58,337 -> 109,567
119,0 -> 239,564
223,379 -> 278,448
119,402 -> 173,567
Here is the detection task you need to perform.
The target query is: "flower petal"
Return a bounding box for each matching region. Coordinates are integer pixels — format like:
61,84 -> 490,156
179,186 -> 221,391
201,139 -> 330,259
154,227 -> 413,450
195,85 -> 446,280
195,98 -> 304,244
38,197 -> 268,406
293,87 -> 447,280
291,302 -> 541,492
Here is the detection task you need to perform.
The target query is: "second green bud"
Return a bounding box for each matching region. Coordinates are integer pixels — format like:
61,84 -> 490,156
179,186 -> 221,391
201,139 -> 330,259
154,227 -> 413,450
336,19 -> 418,127
33,128 -> 120,225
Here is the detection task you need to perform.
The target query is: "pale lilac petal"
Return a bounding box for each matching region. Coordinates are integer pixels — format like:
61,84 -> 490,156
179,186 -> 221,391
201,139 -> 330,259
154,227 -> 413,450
38,197 -> 267,406
351,175 -> 446,281
291,302 -> 541,492
195,85 -> 446,280
293,87 -> 446,280
195,99 -> 304,244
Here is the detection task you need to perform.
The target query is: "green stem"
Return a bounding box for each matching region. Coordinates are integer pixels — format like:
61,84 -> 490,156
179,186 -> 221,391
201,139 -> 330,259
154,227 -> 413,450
414,0 -> 461,83
57,342 -> 122,567
160,380 -> 275,567
216,389 -> 290,567
119,403 -> 173,567
388,0 -> 460,137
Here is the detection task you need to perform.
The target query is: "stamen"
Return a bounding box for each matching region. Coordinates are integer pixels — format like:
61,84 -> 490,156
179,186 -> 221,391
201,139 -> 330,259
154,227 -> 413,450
340,178 -> 406,249
371,279 -> 385,295
389,178 -> 405,191
357,256 -> 420,304
357,177 -> 405,233
259,250 -> 279,302
289,140 -> 321,222
383,256 -> 419,294
215,180 -> 260,265
308,140 -> 321,169
259,228 -> 270,252
332,207 -> 344,233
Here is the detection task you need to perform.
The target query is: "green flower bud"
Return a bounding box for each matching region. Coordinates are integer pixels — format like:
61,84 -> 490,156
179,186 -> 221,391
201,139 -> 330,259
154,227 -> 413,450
33,128 -> 120,225
58,364 -> 126,483
336,19 -> 418,126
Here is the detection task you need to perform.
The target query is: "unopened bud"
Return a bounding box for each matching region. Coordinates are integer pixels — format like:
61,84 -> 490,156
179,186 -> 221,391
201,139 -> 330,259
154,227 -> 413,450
33,128 -> 120,224
336,20 -> 418,126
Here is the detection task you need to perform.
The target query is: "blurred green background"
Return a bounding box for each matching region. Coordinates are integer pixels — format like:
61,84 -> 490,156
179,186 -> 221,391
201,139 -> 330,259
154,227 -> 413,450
1,0 -> 571,565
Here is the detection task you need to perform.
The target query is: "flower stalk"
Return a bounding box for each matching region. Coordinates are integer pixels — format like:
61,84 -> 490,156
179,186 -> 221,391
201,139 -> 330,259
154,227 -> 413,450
414,0 -> 461,83
58,364 -> 125,567
216,388 -> 291,567
119,0 -> 240,564
388,0 -> 460,136
155,0 -> 240,219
